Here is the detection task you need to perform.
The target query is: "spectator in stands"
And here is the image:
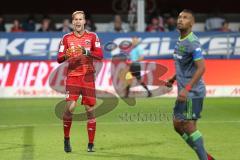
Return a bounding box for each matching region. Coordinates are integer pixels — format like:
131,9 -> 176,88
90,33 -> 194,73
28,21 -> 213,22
205,12 -> 226,31
38,16 -> 56,32
165,16 -> 177,31
145,16 -> 164,32
85,18 -> 97,32
107,14 -> 129,32
10,19 -> 24,32
0,15 -> 6,32
219,21 -> 232,32
57,18 -> 72,32
22,15 -> 36,31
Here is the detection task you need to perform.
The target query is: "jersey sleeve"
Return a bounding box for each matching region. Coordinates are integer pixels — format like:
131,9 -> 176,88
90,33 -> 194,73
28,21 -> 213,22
57,36 -> 67,63
90,33 -> 103,60
191,41 -> 204,61
137,46 -> 144,56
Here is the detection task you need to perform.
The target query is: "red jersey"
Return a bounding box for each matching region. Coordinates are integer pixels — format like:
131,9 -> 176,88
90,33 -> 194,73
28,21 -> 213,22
57,30 -> 103,76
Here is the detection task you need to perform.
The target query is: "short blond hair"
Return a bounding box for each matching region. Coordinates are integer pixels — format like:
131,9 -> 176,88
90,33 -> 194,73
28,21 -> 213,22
72,11 -> 85,19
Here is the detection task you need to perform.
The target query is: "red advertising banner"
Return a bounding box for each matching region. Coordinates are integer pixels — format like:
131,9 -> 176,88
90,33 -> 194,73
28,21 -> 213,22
0,60 -> 240,97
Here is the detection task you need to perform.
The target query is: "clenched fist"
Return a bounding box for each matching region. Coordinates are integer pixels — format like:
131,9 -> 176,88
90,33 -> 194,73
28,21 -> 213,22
65,46 -> 85,59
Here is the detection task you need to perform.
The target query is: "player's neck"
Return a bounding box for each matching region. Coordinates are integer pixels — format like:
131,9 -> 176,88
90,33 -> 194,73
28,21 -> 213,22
180,29 -> 192,39
74,30 -> 85,37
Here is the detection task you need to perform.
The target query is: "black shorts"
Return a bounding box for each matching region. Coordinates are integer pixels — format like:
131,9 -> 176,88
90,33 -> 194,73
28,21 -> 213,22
173,98 -> 204,121
130,62 -> 141,80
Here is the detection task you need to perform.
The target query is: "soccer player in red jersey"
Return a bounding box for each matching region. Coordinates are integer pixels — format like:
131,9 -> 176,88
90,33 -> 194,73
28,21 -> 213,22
57,11 -> 103,153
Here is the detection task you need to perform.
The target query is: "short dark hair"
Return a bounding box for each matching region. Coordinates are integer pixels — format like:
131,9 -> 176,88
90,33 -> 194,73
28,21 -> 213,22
181,9 -> 195,20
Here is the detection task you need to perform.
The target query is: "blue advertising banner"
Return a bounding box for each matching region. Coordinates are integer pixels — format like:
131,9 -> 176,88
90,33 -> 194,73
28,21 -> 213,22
0,32 -> 239,60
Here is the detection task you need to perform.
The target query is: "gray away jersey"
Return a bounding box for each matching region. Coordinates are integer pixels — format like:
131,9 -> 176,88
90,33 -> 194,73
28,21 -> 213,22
173,32 -> 206,98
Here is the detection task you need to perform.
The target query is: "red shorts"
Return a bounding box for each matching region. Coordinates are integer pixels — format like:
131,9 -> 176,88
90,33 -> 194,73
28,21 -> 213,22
65,74 -> 96,106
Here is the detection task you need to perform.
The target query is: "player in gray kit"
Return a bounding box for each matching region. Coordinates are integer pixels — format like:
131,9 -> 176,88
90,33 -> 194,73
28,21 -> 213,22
166,9 -> 215,160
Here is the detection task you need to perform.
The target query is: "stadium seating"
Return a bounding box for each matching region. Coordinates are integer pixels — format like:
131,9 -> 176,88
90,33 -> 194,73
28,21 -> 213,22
2,22 -> 240,32
2,13 -> 240,32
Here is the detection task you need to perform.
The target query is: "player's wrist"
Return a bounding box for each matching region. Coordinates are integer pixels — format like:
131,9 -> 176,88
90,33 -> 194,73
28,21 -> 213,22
185,84 -> 192,92
83,49 -> 91,56
168,78 -> 175,84
64,54 -> 69,60
80,46 -> 91,56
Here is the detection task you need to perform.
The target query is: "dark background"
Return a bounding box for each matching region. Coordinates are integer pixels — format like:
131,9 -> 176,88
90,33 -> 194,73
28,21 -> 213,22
1,0 -> 240,14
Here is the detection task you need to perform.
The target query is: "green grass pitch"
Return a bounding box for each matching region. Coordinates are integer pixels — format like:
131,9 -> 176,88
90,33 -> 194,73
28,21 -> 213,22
0,97 -> 240,160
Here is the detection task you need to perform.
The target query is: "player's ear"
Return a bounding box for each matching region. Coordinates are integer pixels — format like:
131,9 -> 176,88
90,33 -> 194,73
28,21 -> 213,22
190,18 -> 194,27
191,15 -> 195,26
190,21 -> 194,27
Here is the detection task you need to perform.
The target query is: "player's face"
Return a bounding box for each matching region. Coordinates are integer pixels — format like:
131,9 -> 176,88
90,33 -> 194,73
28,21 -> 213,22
177,12 -> 194,31
72,13 -> 86,32
132,37 -> 139,46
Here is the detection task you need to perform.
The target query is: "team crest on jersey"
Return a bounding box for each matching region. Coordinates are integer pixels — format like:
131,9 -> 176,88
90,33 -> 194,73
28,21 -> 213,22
85,40 -> 91,45
179,45 -> 186,54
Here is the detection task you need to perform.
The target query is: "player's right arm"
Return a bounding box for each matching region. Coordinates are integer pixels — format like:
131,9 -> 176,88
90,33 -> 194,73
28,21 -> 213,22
57,36 -> 68,63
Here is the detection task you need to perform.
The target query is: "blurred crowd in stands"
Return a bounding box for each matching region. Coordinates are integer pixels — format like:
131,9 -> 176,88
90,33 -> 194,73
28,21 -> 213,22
0,12 -> 235,33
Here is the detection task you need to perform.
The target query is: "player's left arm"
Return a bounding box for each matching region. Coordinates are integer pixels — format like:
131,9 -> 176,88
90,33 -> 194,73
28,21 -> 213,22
135,46 -> 144,61
187,47 -> 205,88
90,33 -> 103,60
138,49 -> 144,61
81,33 -> 103,60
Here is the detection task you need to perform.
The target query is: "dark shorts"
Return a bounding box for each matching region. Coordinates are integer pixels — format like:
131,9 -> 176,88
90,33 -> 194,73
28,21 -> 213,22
130,62 -> 141,80
173,98 -> 204,121
65,74 -> 96,106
